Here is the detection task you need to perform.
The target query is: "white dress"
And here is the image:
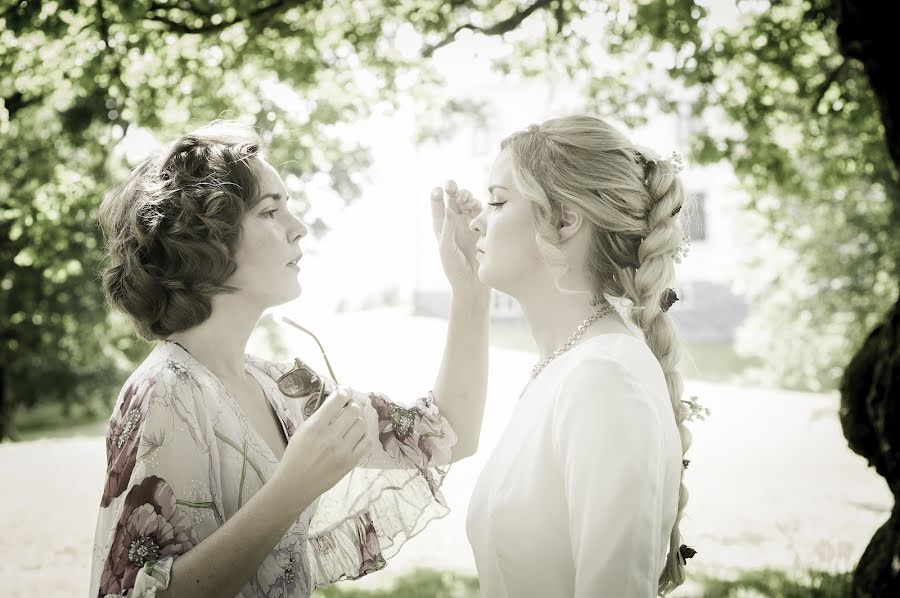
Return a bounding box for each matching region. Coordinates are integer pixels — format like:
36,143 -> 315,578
466,333 -> 682,598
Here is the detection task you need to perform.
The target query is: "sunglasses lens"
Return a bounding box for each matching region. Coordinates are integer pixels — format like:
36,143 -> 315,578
303,392 -> 323,417
279,368 -> 321,397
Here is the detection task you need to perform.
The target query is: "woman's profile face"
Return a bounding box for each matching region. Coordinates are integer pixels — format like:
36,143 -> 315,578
227,158 -> 308,308
469,148 -> 545,296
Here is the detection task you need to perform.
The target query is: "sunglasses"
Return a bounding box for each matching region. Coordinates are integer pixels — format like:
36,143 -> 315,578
277,316 -> 340,417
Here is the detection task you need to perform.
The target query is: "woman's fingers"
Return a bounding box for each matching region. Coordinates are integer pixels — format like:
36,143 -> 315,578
330,398 -> 361,428
458,189 -> 482,219
432,178 -> 479,246
315,387 -> 353,423
352,429 -> 368,455
430,187 -> 445,239
341,414 -> 364,439
446,190 -> 462,215
444,179 -> 459,207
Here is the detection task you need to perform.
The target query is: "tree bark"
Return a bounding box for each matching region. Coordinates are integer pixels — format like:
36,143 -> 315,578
0,366 -> 10,441
836,2 -> 900,595
840,291 -> 900,596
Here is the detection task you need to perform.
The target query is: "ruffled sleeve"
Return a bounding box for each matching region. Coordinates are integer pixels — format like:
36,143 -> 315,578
90,358 -> 223,598
550,357 -> 669,598
248,355 -> 457,590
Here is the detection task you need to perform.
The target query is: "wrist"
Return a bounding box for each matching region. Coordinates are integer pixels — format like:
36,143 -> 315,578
267,466 -> 315,521
451,287 -> 491,310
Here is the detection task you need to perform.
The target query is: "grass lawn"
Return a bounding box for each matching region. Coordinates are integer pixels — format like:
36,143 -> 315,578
9,400 -> 109,442
309,566 -> 853,598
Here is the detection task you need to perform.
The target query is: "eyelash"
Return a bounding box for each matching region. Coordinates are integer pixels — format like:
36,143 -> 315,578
262,209 -> 278,219
487,202 -> 505,208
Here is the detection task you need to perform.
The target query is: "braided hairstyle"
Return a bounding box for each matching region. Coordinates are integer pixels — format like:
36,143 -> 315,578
501,115 -> 694,595
98,121 -> 265,341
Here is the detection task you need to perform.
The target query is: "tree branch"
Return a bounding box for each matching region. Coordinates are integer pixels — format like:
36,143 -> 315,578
144,0 -> 310,34
96,0 -> 131,131
422,0 -> 555,58
149,1 -> 215,19
812,57 -> 848,112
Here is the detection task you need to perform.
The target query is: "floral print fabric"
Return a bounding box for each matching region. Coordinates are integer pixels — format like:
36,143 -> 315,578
90,342 -> 457,597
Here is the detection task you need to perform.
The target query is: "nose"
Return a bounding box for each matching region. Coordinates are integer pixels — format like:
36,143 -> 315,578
469,209 -> 484,235
287,211 -> 308,242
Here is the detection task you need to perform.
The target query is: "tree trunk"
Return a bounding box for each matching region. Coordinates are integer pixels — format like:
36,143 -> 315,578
0,366 -> 10,442
836,2 -> 900,595
840,292 -> 900,596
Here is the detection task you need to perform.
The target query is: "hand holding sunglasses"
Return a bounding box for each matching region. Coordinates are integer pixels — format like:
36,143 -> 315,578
278,316 -> 341,417
273,384 -> 369,512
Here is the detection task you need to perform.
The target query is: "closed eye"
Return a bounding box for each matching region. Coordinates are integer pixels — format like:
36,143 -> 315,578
487,202 -> 505,208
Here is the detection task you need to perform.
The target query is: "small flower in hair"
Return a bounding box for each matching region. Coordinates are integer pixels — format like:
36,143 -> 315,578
669,231 -> 691,264
665,150 -> 685,174
660,288 -> 679,312
682,459 -> 690,469
681,395 -> 711,422
679,544 -> 697,563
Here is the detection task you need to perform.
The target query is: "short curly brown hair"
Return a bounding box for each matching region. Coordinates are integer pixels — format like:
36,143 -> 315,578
98,121 -> 266,341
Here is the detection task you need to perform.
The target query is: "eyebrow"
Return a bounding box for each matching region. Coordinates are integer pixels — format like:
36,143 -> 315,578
259,193 -> 283,202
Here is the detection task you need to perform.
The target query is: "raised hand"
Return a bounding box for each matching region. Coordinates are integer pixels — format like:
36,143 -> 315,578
274,386 -> 368,511
430,180 -> 488,299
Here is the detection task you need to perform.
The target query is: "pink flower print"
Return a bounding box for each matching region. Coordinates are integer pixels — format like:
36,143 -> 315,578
369,391 -> 447,500
101,375 -> 157,508
284,415 -> 297,439
99,476 -> 199,596
357,511 -> 385,576
370,393 -> 421,459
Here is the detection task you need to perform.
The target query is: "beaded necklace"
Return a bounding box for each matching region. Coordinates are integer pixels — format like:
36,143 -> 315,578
519,302 -> 616,398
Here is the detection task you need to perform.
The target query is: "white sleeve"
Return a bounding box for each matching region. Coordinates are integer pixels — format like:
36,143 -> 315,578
550,357 -> 667,598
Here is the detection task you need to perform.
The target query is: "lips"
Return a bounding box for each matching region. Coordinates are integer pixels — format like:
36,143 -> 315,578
286,253 -> 303,266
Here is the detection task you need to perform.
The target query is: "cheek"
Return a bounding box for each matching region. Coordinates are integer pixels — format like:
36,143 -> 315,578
232,229 -> 273,272
487,210 -> 535,255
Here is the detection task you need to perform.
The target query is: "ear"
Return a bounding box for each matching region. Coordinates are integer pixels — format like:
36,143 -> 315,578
558,205 -> 584,242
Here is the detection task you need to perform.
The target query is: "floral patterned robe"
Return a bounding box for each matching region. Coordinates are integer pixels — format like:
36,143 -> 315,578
90,341 -> 457,597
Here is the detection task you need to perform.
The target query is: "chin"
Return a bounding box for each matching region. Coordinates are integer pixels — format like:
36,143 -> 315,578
475,263 -> 500,292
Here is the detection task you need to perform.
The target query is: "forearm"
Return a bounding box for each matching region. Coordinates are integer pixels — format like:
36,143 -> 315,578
158,475 -> 312,598
432,291 -> 490,459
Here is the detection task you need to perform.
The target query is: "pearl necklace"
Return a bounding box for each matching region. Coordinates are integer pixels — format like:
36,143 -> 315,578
529,302 -> 616,380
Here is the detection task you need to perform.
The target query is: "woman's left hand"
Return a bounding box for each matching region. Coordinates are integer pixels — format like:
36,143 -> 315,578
430,180 -> 488,300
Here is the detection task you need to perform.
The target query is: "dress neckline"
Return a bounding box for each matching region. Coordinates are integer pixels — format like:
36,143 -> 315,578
157,340 -> 291,462
519,332 -> 648,400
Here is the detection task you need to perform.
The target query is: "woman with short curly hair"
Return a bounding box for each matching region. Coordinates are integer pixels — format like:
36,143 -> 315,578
90,121 -> 490,598
463,116 -> 697,597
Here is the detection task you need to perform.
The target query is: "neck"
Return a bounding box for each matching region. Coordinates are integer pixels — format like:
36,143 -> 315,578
516,285 -> 610,361
166,293 -> 265,382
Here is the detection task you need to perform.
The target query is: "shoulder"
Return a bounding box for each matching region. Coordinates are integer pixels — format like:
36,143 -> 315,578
549,337 -> 667,431
244,353 -> 299,381
109,344 -> 216,429
553,352 -> 644,406
555,335 -> 665,402
549,352 -> 665,456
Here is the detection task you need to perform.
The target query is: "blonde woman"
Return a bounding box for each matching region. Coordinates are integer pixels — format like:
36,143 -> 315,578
459,116 -> 696,597
90,121 -> 490,597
